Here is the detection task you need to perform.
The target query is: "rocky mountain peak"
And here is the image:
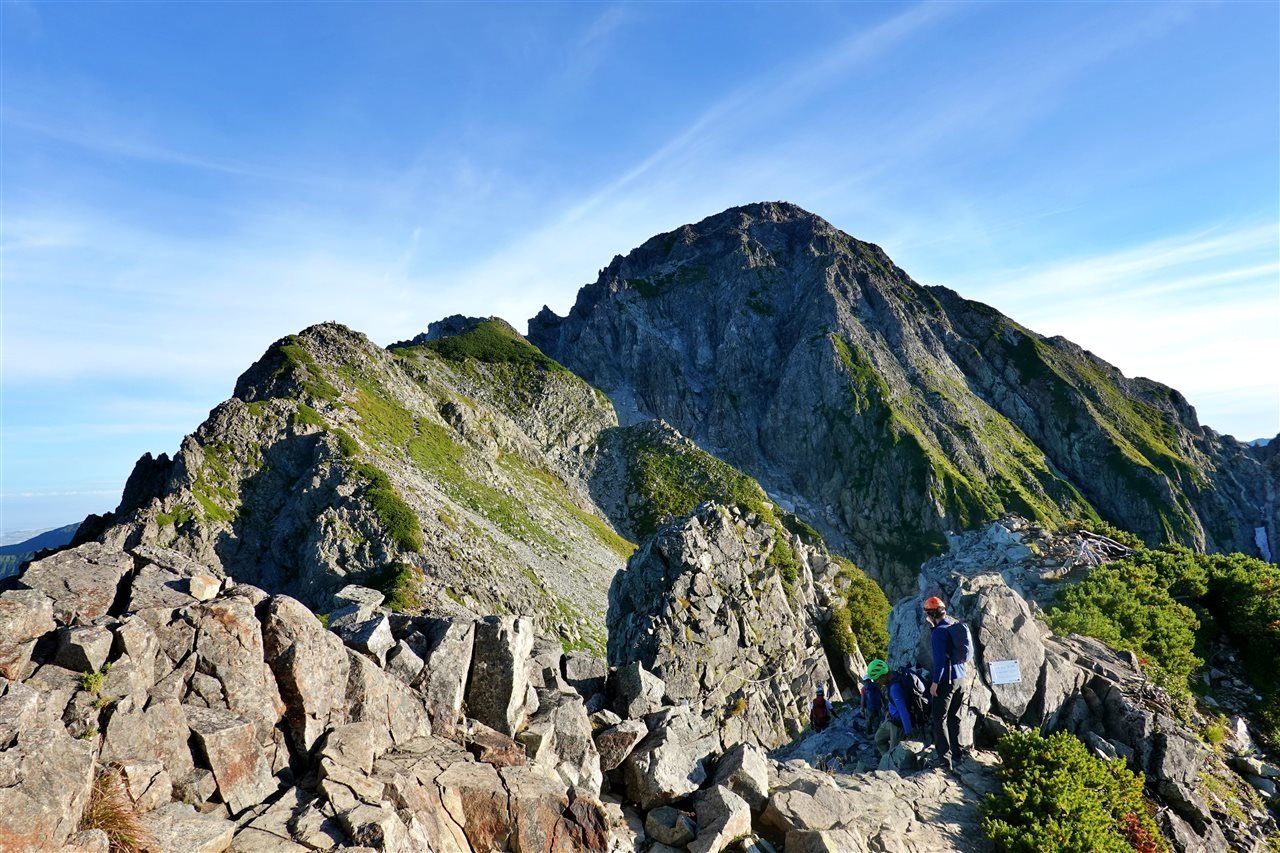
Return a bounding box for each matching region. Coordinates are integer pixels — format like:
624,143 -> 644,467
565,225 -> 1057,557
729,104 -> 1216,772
531,204 -> 1278,596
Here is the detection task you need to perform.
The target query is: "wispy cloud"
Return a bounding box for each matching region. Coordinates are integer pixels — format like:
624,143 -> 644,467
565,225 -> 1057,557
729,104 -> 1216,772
957,222 -> 1280,436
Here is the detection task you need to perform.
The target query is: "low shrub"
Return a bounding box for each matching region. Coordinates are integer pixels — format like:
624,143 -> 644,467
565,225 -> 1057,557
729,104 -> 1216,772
980,729 -> 1168,852
1047,556 -> 1201,695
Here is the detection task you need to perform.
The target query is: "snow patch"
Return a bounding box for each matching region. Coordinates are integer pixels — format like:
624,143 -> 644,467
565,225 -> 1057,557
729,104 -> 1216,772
1255,527 -> 1273,563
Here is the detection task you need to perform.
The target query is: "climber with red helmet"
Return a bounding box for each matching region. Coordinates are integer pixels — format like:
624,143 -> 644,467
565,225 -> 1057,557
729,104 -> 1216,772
923,595 -> 973,771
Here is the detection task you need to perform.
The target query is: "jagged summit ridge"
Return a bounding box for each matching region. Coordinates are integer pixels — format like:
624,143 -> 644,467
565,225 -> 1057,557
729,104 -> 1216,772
530,202 -> 1277,595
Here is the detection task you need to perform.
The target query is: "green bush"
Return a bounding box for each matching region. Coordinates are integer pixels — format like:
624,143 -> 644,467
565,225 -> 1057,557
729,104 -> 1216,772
364,561 -> 424,613
334,429 -> 361,459
980,729 -> 1167,852
1047,556 -> 1201,695
829,556 -> 890,661
1049,543 -> 1280,745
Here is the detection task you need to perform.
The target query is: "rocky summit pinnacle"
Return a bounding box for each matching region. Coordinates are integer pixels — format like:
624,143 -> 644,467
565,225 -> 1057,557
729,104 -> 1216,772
529,201 -> 1278,595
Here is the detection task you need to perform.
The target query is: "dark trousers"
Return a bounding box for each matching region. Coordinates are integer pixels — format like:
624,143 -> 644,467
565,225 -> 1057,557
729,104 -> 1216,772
931,679 -> 966,758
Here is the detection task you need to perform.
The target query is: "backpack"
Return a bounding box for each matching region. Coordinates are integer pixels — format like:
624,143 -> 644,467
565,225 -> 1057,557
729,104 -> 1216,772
947,620 -> 974,667
891,667 -> 930,730
810,697 -> 831,730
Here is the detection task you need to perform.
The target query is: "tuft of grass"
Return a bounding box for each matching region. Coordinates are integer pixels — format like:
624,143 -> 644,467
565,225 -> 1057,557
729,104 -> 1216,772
364,561 -> 424,613
79,768 -> 154,853
827,556 -> 891,662
155,506 -> 196,528
334,428 -> 361,459
276,337 -> 341,401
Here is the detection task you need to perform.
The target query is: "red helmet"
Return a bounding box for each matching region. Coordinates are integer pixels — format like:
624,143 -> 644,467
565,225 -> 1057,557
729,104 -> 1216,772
923,595 -> 946,613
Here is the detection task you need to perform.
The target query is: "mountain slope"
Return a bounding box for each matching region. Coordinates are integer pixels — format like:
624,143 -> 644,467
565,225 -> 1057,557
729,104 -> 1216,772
75,320 -> 629,653
72,316 -> 859,654
529,201 -> 1277,595
0,522 -> 79,579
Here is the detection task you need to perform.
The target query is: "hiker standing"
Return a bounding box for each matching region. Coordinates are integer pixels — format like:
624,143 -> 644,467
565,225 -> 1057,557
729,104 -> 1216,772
809,685 -> 833,732
924,595 -> 973,770
870,660 -> 919,754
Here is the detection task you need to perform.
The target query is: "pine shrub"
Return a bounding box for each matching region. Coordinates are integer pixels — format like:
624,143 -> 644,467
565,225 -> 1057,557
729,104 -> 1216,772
980,729 -> 1168,853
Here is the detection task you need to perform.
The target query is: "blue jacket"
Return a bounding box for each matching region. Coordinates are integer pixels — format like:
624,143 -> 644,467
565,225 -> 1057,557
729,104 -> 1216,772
861,679 -> 882,715
930,616 -> 972,684
885,680 -> 913,735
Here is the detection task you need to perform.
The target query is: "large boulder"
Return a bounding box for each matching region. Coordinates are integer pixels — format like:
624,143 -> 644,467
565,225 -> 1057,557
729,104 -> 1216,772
522,688 -> 603,796
466,616 -> 535,737
950,573 -> 1047,721
0,589 -> 54,680
262,595 -> 351,752
189,596 -> 284,744
19,542 -> 133,623
712,742 -> 770,812
623,708 -> 720,810
689,785 -> 752,853
184,704 -> 277,814
419,619 -> 475,736
0,694 -> 95,850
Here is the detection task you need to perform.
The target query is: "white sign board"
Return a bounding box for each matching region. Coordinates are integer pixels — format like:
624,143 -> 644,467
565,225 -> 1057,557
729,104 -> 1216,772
989,659 -> 1022,685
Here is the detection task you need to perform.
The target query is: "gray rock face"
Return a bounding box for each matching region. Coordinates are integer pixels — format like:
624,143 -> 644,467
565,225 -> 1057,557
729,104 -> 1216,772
0,589 -> 54,680
418,618 -> 474,736
623,709 -> 720,810
262,595 -> 351,752
689,785 -> 752,853
645,805 -> 696,846
711,742 -> 770,812
522,688 -> 603,796
19,542 -> 133,622
608,504 -> 838,750
0,689 -> 96,850
530,201 -> 1277,594
467,616 -> 535,736
55,625 -> 114,674
612,661 -> 666,720
184,704 -> 277,814
335,615 -> 395,666
595,718 -> 648,773
140,802 -> 235,853
563,652 -> 607,700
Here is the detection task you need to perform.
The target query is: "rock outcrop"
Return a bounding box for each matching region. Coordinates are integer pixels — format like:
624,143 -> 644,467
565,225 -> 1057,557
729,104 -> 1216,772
0,542 -> 619,852
529,201 -> 1277,595
608,503 -> 840,751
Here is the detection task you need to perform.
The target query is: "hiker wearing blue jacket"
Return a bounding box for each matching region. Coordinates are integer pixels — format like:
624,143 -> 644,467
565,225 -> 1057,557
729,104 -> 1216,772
925,595 -> 973,771
869,659 -> 916,755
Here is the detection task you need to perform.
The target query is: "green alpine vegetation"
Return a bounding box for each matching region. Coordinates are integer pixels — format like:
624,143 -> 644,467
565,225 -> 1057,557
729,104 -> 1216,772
828,556 -> 891,662
402,318 -> 568,373
980,729 -> 1167,853
623,429 -> 810,591
1048,543 -> 1280,747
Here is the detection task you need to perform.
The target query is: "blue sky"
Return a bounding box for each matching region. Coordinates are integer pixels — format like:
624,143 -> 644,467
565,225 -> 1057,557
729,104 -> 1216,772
2,1 -> 1277,536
